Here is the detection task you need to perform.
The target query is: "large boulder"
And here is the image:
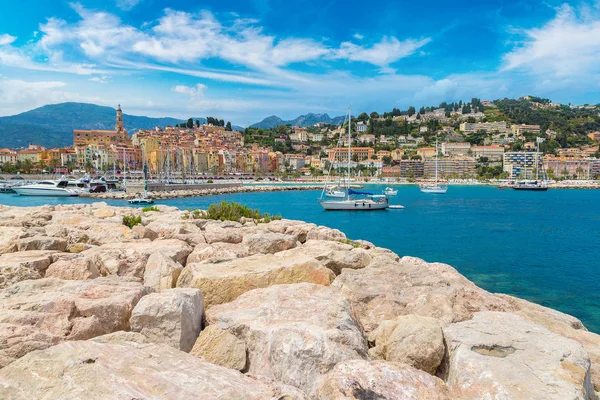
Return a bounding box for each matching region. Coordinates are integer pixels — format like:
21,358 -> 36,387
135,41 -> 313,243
143,252 -> 183,290
0,341 -> 306,400
243,232 -> 298,255
332,256 -> 514,332
443,312 -> 595,399
16,236 -> 67,252
316,360 -> 452,400
178,253 -> 335,307
130,288 -> 203,352
191,325 -> 247,371
0,250 -> 57,288
0,276 -> 152,367
90,330 -> 150,344
187,242 -> 249,264
368,315 -> 445,375
0,227 -> 27,253
44,254 -> 101,280
306,226 -> 346,242
207,283 -> 368,396
204,225 -> 243,244
497,293 -> 600,392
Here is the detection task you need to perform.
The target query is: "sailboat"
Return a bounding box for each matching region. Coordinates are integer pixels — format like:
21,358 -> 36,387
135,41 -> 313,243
512,138 -> 549,191
128,145 -> 154,204
420,135 -> 448,194
319,107 -> 389,211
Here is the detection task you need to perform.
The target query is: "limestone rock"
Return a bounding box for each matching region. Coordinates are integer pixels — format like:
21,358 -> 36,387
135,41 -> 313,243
16,236 -> 67,252
0,276 -> 152,367
143,252 -> 183,290
443,312 -> 595,399
243,232 -> 298,254
0,341 -> 306,400
45,254 -> 100,280
191,325 -> 247,370
316,360 -> 452,400
187,242 -> 249,264
145,217 -> 202,238
90,330 -> 150,344
0,227 -> 26,253
368,315 -> 444,375
178,253 -> 335,307
130,288 -> 203,352
306,226 -> 346,242
0,250 -> 57,288
322,247 -> 372,275
332,256 -> 514,332
204,225 -> 243,244
207,283 -> 368,395
497,293 -> 600,392
131,224 -> 159,240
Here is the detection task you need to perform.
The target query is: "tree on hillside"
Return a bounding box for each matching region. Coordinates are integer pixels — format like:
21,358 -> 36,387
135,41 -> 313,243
195,120 -> 200,127
187,118 -> 194,128
357,112 -> 369,122
370,112 -> 380,119
225,121 -> 232,131
419,106 -> 426,114
407,106 -> 416,117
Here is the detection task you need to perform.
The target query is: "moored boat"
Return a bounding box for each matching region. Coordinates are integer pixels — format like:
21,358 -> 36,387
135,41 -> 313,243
13,180 -> 78,197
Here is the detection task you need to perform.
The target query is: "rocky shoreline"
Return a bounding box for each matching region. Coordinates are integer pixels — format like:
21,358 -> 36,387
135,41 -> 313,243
0,203 -> 598,399
80,184 -> 322,200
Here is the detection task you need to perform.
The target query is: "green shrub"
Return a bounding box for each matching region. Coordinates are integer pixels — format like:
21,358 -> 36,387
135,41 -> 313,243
122,215 -> 142,229
142,206 -> 160,212
204,201 -> 282,223
207,179 -> 214,183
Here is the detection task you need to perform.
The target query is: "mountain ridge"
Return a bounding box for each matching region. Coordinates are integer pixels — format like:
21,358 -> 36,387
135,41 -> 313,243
250,113 -> 347,129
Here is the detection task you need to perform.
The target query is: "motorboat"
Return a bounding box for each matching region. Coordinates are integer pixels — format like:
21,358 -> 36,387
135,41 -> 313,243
383,187 -> 398,196
512,180 -> 549,191
13,180 -> 78,197
128,191 -> 154,205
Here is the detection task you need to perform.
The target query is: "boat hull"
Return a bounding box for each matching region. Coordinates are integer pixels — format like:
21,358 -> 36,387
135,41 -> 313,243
13,188 -> 77,197
512,187 -> 549,191
320,200 -> 388,211
420,186 -> 447,194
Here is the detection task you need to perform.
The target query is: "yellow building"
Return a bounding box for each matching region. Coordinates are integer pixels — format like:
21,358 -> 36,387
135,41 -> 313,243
328,147 -> 374,161
417,147 -> 436,159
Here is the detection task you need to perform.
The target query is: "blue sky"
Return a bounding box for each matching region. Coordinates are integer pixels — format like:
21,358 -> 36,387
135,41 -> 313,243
0,0 -> 599,126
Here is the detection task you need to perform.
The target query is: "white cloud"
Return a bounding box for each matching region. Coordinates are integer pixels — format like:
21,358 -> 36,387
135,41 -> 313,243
502,4 -> 600,78
353,33 -> 364,40
172,83 -> 207,97
116,0 -> 142,11
0,34 -> 16,46
335,36 -> 431,69
89,75 -> 110,83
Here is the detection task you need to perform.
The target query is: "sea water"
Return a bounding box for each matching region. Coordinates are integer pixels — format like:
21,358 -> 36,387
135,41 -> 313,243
2,185 -> 600,332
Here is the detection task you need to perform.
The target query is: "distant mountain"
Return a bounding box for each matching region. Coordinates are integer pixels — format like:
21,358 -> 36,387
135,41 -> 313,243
250,113 -> 346,129
0,103 -> 198,149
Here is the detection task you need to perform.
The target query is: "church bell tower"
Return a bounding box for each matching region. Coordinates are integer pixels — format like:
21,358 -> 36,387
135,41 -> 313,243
116,104 -> 124,134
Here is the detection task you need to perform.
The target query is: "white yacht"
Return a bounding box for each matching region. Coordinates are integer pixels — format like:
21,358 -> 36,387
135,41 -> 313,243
325,186 -> 346,198
420,135 -> 448,194
13,180 -> 78,197
319,106 -> 388,211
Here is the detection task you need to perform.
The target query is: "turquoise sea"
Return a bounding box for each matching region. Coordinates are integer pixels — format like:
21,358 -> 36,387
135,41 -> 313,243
1,185 -> 600,333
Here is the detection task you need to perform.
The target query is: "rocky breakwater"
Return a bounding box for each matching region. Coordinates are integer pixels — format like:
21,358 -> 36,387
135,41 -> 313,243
82,184 -> 322,200
0,203 -> 599,399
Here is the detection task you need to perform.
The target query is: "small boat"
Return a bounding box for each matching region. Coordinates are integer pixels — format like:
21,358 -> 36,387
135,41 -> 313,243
383,187 -> 397,196
13,179 -> 78,197
128,193 -> 154,205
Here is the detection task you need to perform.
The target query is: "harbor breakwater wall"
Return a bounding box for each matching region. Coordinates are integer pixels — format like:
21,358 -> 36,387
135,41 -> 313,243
126,183 -> 242,194
0,203 -> 598,399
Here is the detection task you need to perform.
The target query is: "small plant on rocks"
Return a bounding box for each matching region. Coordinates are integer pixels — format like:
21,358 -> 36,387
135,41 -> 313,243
122,215 -> 142,229
141,206 -> 160,212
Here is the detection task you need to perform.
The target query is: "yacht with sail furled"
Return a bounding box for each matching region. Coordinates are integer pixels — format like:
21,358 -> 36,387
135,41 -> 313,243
420,134 -> 448,194
319,106 -> 389,211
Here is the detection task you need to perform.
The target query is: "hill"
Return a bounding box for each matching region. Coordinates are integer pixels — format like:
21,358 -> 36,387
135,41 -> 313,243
250,113 -> 346,129
0,103 -> 194,149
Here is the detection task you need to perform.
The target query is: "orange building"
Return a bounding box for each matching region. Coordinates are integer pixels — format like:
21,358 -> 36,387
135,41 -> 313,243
327,147 -> 374,161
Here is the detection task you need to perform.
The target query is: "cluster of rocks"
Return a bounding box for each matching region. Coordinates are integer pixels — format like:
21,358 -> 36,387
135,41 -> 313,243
81,184 -> 322,200
0,202 -> 599,399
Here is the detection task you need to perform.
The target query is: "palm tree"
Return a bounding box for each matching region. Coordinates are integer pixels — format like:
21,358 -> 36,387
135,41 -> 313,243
576,167 -> 584,179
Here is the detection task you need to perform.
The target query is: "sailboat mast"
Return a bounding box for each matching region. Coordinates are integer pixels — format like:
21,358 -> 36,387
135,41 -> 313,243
347,106 -> 351,195
536,141 -> 539,181
435,135 -> 438,184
